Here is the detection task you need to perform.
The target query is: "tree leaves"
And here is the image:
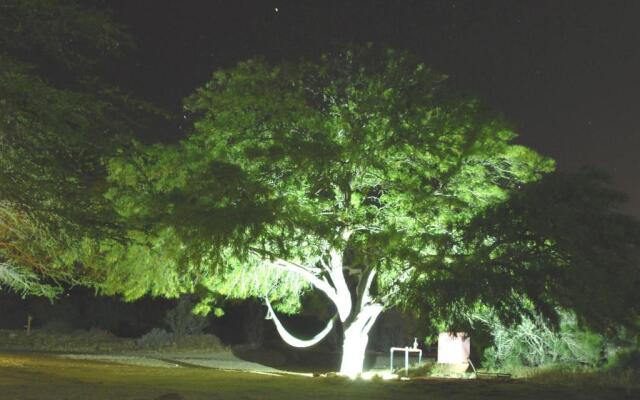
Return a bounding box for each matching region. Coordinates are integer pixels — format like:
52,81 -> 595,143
0,0 -> 152,296
105,45 -> 553,316
415,171 -> 640,334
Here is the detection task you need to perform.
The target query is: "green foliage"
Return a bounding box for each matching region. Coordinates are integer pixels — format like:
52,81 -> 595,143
0,0 -> 133,75
164,297 -> 209,337
0,55 -> 126,232
0,0 -> 157,296
477,309 -> 604,370
105,45 -> 552,324
0,201 -> 65,297
425,171 -> 640,333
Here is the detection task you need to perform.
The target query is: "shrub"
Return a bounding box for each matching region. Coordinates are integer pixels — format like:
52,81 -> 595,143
476,310 -> 604,370
174,334 -> 225,351
164,297 -> 209,337
0,328 -> 137,352
136,328 -> 174,348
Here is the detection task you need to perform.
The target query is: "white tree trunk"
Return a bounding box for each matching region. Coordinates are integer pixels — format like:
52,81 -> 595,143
340,323 -> 371,377
339,303 -> 383,377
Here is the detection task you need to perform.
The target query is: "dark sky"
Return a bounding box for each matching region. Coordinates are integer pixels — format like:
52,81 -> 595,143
107,0 -> 640,216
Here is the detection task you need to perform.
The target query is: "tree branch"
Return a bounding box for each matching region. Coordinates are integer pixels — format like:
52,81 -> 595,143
248,247 -> 338,304
328,247 -> 352,322
360,268 -> 377,309
248,247 -> 321,274
361,303 -> 384,335
264,296 -> 335,348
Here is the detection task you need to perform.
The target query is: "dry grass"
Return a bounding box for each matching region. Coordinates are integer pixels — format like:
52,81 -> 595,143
0,328 -> 138,353
0,352 -> 637,400
517,365 -> 640,394
0,329 -> 226,354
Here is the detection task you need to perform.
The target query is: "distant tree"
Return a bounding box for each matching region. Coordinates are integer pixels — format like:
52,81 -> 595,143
421,171 -> 640,334
0,0 -> 133,75
0,0 -> 152,295
105,45 -> 553,376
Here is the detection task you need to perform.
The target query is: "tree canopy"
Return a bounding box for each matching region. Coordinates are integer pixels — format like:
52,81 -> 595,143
104,45 -> 557,374
416,170 -> 640,334
0,0 -> 151,296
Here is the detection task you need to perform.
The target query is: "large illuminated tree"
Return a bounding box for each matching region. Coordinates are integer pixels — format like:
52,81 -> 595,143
106,46 -> 553,376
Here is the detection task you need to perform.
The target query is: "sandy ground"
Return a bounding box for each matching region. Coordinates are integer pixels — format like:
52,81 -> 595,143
56,350 -> 288,374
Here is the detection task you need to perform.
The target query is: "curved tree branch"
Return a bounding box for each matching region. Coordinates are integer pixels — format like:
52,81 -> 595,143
264,296 -> 335,348
249,247 -> 337,302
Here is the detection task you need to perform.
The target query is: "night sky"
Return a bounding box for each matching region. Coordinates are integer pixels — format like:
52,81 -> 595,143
106,0 -> 639,216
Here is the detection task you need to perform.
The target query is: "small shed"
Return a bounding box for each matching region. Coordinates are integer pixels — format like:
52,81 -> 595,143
437,332 -> 470,369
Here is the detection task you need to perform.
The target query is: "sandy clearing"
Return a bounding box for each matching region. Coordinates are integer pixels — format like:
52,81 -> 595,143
56,350 -> 288,374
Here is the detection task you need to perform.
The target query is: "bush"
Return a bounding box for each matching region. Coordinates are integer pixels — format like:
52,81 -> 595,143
174,334 -> 224,351
164,297 -> 209,337
135,328 -> 226,351
0,328 -> 137,352
476,310 -> 604,370
136,328 -> 174,348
